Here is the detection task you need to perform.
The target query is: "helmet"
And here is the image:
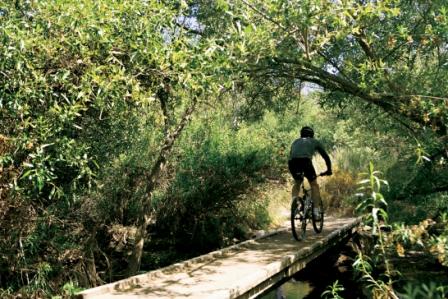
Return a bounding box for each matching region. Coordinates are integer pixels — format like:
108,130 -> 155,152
300,126 -> 314,138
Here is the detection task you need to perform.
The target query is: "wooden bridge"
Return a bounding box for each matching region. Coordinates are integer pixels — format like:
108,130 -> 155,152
77,216 -> 360,299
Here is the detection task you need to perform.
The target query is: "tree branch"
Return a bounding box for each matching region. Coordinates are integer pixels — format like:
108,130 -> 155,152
240,0 -> 308,54
127,97 -> 198,276
247,56 -> 448,134
355,31 -> 376,61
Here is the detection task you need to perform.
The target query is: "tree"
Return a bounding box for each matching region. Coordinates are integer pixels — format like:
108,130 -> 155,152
195,0 -> 448,195
0,0 -> 226,288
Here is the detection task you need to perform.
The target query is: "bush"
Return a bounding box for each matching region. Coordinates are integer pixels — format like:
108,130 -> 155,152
0,0 -> 221,295
155,117 -> 273,252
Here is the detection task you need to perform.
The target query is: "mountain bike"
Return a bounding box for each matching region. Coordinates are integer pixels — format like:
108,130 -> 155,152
291,173 -> 326,241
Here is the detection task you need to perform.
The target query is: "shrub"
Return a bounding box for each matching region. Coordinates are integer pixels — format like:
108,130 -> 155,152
155,118 -> 273,252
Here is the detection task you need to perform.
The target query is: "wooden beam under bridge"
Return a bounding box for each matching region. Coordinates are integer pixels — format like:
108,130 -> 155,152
76,216 -> 361,299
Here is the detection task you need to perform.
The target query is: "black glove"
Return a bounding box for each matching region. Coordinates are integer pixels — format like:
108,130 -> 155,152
321,170 -> 332,176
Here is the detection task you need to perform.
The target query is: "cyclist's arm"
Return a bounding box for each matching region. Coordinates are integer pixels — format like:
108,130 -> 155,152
316,142 -> 332,174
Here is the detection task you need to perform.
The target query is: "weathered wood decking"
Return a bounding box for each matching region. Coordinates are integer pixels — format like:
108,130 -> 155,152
77,216 -> 360,299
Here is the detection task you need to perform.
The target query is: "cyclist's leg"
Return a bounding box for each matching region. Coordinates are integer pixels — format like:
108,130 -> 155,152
288,159 -> 303,200
309,179 -> 321,206
303,159 -> 322,216
309,179 -> 323,220
292,177 -> 303,199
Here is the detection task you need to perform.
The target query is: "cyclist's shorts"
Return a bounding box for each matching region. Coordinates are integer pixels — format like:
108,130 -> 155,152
288,158 -> 317,182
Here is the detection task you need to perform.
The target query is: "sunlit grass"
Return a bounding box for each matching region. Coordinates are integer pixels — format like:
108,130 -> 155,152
264,182 -> 291,228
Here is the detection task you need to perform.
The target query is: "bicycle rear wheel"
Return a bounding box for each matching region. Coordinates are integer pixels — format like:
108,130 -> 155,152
291,198 -> 306,241
312,199 -> 324,233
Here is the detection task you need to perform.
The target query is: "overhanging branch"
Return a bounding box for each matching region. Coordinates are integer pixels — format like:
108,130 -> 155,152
245,56 -> 447,134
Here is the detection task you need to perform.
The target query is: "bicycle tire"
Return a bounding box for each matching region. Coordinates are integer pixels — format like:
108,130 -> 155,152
312,199 -> 324,233
301,210 -> 307,240
290,199 -> 305,241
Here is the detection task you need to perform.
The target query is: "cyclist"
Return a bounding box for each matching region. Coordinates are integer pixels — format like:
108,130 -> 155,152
288,126 -> 332,219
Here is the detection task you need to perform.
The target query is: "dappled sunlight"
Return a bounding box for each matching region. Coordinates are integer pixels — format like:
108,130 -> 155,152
78,218 -> 359,298
3,0 -> 447,297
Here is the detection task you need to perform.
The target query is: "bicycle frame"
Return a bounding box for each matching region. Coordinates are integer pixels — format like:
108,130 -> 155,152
290,173 -> 326,241
301,188 -> 312,217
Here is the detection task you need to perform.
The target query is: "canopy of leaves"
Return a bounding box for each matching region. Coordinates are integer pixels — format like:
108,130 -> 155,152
0,0 -> 226,294
193,0 -> 448,195
0,0 -> 223,201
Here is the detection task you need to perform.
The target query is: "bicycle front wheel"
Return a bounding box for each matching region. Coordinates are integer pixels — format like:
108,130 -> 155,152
312,199 -> 324,233
291,199 -> 306,241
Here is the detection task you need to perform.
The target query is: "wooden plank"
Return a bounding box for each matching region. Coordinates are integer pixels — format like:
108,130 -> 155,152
76,217 -> 360,299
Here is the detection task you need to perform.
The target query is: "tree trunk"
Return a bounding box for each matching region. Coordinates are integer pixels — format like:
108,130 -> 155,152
127,212 -> 153,276
84,226 -> 101,287
126,98 -> 197,276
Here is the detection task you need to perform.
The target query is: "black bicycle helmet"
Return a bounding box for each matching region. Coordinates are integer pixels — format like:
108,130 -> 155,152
300,126 -> 314,138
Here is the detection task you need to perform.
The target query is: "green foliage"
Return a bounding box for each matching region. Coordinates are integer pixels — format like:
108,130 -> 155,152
0,0 -> 222,202
354,165 -> 448,298
200,0 -> 448,212
223,0 -> 448,136
356,162 -> 390,234
399,282 -> 448,299
428,222 -> 448,267
155,115 -> 275,251
389,196 -> 445,224
0,287 -> 13,298
62,281 -> 84,297
1,0 -> 447,297
353,164 -> 399,298
0,0 -> 227,295
30,262 -> 52,293
322,280 -> 345,299
151,102 -> 344,254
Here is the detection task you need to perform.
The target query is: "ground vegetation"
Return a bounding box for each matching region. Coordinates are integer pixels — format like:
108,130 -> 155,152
0,1 -> 447,298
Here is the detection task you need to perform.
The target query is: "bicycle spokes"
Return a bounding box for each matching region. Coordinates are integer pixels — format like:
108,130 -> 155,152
312,199 -> 324,233
291,198 -> 308,241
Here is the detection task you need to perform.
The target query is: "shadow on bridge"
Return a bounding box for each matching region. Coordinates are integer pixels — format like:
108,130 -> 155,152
77,217 -> 360,299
